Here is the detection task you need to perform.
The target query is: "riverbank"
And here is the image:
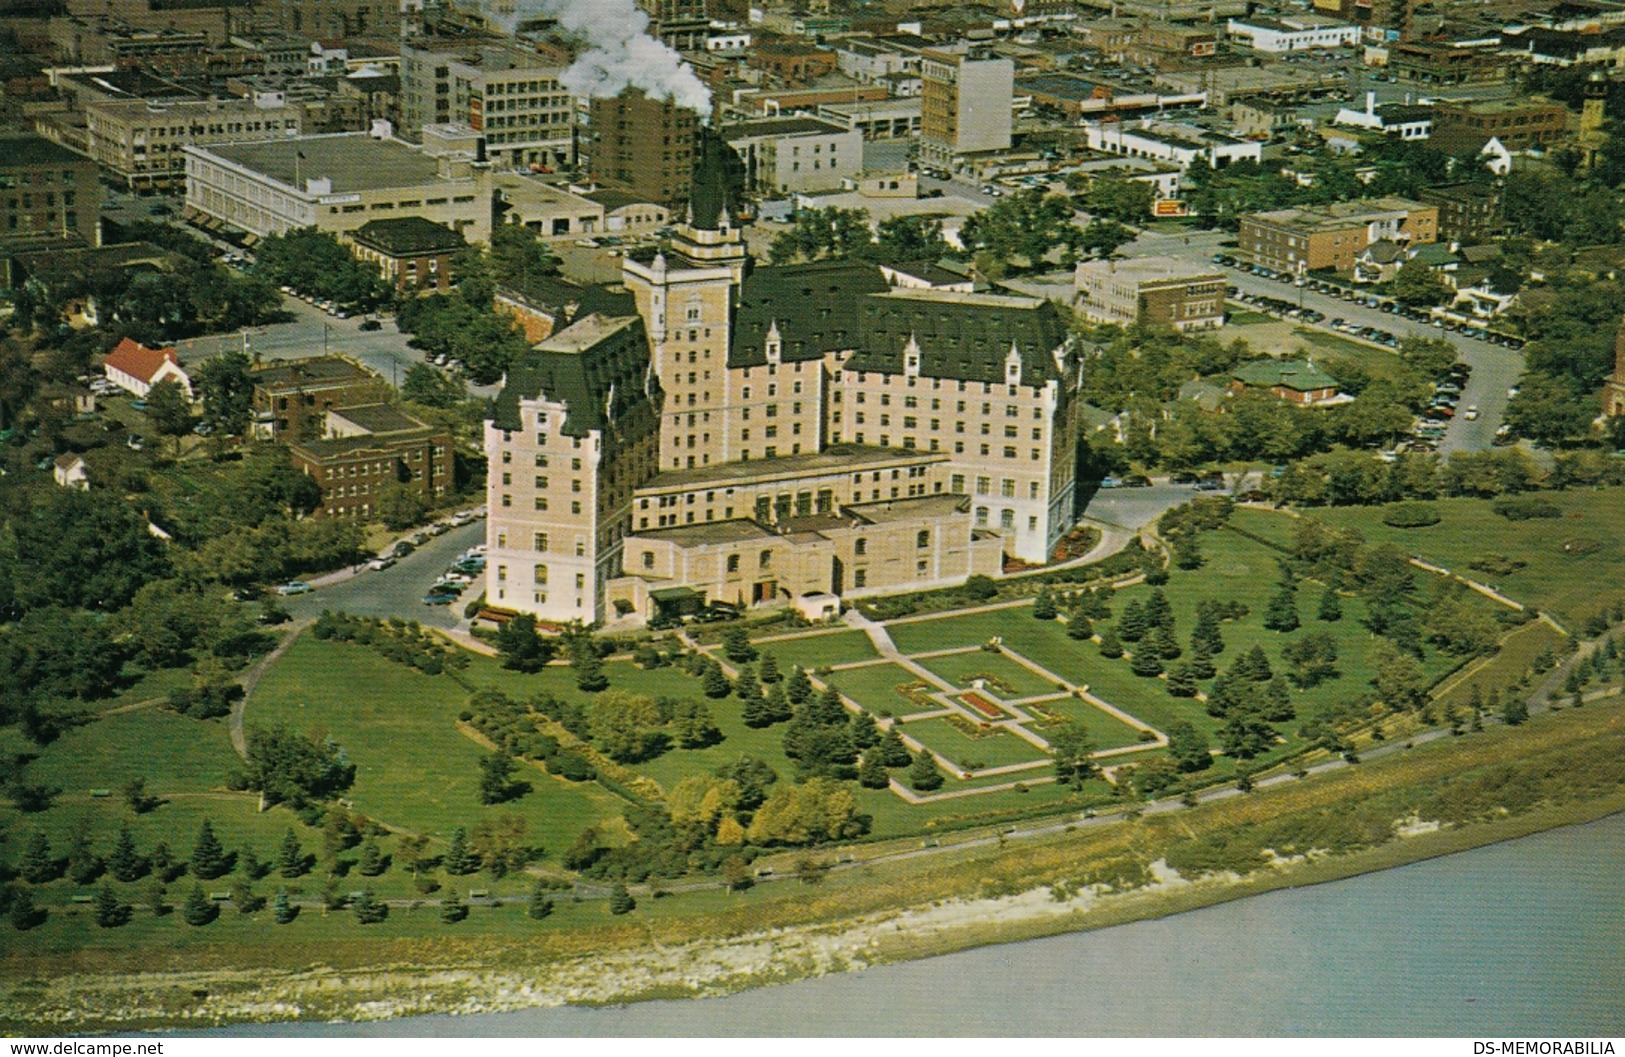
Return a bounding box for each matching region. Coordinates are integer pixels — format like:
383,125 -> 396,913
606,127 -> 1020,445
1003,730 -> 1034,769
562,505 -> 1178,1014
7,700 -> 1625,1035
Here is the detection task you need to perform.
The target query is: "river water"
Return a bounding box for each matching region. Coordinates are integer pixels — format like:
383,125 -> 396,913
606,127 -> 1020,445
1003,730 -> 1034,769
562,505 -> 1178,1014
206,813 -> 1625,1037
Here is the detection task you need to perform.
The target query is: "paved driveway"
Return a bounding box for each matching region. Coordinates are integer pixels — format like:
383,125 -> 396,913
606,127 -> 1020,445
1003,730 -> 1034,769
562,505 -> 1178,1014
281,521 -> 486,628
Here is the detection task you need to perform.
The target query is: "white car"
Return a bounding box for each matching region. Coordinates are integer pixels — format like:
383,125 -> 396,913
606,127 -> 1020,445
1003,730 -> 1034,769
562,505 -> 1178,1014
1463,407 -> 1480,420
365,556 -> 396,572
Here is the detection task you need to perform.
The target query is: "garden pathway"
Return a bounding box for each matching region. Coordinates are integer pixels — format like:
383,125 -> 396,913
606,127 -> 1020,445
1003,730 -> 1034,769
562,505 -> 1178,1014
230,618 -> 313,760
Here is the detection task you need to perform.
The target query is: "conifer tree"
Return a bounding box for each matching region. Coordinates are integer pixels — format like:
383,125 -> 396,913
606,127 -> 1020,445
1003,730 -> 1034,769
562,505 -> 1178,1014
741,691 -> 772,728
278,828 -> 306,878
1117,600 -> 1148,642
182,885 -> 218,926
21,832 -> 55,884
440,896 -> 468,923
1263,584 -> 1300,632
1262,675 -> 1296,722
1192,604 -> 1224,656
701,661 -> 732,699
1097,626 -> 1124,659
190,820 -> 229,880
1145,589 -> 1173,632
357,839 -> 385,877
878,727 -> 914,767
609,883 -> 636,915
273,888 -> 298,924
758,651 -> 781,683
94,882 -> 131,928
1189,640 -> 1217,680
1131,646 -> 1164,677
1032,589 -> 1057,620
1317,588 -> 1343,622
858,748 -> 891,789
1148,624 -> 1182,660
909,750 -> 945,792
848,710 -> 880,749
108,825 -> 146,883
444,827 -> 478,876
765,679 -> 794,723
786,665 -> 813,705
1166,663 -> 1198,697
9,889 -> 43,931
1065,608 -> 1093,640
528,880 -> 554,920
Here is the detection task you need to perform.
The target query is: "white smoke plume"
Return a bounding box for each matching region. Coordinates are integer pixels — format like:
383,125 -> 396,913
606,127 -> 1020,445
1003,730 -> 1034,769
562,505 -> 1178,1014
513,0 -> 712,114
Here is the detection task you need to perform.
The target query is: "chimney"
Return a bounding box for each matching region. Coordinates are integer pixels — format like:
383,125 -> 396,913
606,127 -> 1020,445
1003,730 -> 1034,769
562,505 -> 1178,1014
369,117 -> 393,139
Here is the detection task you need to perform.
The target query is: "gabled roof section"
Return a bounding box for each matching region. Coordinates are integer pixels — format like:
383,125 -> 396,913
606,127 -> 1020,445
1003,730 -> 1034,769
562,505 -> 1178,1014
1233,358 -> 1338,391
104,338 -> 179,382
493,314 -> 658,437
730,260 -> 891,367
846,289 -> 1071,387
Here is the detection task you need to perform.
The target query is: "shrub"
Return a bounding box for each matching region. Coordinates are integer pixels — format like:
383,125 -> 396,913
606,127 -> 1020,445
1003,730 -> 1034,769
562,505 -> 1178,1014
1492,496 -> 1561,521
1382,501 -> 1441,528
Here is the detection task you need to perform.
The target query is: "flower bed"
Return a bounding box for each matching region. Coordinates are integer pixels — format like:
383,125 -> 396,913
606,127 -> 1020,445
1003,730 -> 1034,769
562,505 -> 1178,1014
945,713 -> 999,738
961,691 -> 1005,721
897,681 -> 939,711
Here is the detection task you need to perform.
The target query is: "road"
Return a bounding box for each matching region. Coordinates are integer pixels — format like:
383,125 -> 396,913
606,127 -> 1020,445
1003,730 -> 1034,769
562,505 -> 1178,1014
1125,226 -> 1524,454
280,520 -> 486,629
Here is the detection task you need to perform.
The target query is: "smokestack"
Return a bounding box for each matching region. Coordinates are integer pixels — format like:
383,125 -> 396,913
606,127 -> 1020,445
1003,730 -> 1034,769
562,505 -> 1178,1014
501,0 -> 711,113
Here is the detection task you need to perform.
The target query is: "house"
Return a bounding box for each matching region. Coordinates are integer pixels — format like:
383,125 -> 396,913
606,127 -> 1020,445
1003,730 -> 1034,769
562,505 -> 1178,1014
1230,359 -> 1341,405
53,453 -> 89,490
103,338 -> 192,399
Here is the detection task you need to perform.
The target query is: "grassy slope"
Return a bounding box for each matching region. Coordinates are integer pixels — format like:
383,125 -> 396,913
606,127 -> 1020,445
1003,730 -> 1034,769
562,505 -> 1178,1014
1233,490 -> 1625,629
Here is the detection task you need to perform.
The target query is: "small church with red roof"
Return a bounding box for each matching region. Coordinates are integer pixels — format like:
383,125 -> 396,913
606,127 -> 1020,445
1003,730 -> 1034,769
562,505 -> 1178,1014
102,338 -> 192,400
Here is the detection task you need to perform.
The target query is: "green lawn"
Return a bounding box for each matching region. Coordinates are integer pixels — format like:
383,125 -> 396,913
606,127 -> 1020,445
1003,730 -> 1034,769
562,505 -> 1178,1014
1022,696 -> 1151,752
751,629 -> 878,671
902,717 -> 1051,770
823,661 -> 943,718
1263,490 -> 1625,629
916,649 -> 1063,700
888,610 -> 1015,655
23,708 -> 239,797
252,635 -> 627,864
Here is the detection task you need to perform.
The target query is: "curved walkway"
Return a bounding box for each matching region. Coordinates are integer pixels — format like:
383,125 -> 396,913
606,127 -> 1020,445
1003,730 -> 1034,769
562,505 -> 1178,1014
229,618 -> 313,759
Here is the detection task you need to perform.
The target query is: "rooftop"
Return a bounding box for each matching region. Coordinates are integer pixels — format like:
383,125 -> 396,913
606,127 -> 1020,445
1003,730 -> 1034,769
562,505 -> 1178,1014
252,355 -> 381,392
722,116 -> 848,140
1233,358 -> 1339,391
847,493 -> 969,524
328,403 -> 426,435
1075,254 -> 1223,284
641,444 -> 945,492
289,429 -> 437,461
0,133 -> 97,169
632,518 -> 778,547
198,134 -> 458,195
351,216 -> 466,255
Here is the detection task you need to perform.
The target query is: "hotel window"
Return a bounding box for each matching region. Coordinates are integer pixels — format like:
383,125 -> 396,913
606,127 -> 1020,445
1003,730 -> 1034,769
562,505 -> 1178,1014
533,565 -> 548,584
727,554 -> 740,573
534,532 -> 549,551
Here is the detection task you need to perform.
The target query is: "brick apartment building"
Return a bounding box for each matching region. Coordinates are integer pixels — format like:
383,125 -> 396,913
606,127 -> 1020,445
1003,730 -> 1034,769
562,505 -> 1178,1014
289,404 -> 454,519
1238,197 -> 1438,277
250,356 -> 393,440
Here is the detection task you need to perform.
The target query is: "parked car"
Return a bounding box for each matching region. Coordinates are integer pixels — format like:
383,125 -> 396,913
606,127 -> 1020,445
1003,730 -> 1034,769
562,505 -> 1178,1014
130,400 -> 148,412
1123,474 -> 1152,487
422,591 -> 457,606
392,541 -> 415,558
359,319 -> 382,332
1098,476 -> 1121,489
366,556 -> 396,572
276,581 -> 313,596
1463,406 -> 1480,420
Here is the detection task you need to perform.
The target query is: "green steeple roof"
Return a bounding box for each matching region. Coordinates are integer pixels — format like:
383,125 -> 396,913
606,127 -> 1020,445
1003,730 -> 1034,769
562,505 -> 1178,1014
689,128 -> 743,231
